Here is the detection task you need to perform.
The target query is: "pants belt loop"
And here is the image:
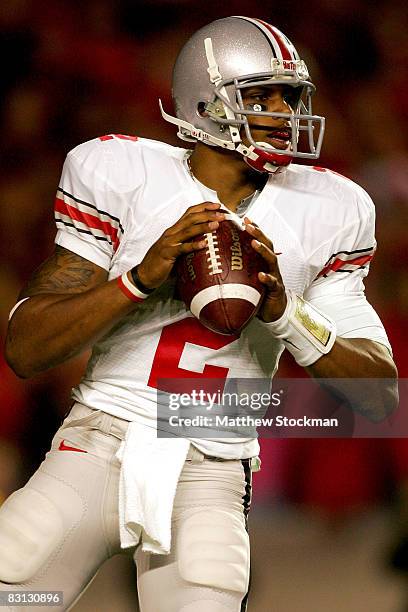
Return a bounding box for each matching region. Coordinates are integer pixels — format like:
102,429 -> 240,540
187,445 -> 205,464
98,412 -> 114,435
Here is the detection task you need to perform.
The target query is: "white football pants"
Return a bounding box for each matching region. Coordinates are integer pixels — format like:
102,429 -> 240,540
0,404 -> 252,611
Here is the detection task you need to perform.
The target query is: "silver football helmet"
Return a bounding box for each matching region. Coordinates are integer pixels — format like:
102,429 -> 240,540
160,16 -> 325,173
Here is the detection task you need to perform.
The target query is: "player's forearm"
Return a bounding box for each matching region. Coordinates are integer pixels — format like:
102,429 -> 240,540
306,337 -> 399,421
5,278 -> 136,378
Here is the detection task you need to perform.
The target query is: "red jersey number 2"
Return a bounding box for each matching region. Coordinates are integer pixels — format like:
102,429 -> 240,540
148,318 -> 237,395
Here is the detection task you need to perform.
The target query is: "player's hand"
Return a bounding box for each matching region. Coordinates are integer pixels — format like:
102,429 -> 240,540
244,217 -> 287,322
137,203 -> 225,289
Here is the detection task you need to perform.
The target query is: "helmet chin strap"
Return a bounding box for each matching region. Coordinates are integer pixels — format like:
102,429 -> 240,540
204,38 -> 241,146
159,100 -> 292,174
236,143 -> 292,174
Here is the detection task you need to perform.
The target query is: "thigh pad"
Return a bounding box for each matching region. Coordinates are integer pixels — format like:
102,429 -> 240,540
0,488 -> 63,583
177,508 -> 249,594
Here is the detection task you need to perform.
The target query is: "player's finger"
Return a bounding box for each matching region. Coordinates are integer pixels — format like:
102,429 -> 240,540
183,202 -> 221,217
174,210 -> 225,232
165,239 -> 207,258
183,202 -> 222,218
244,222 -> 274,251
166,209 -> 225,235
258,272 -> 279,290
244,216 -> 258,228
251,239 -> 278,272
168,220 -> 220,244
180,239 -> 208,254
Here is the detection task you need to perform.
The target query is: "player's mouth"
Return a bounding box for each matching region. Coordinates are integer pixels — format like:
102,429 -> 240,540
265,128 -> 292,149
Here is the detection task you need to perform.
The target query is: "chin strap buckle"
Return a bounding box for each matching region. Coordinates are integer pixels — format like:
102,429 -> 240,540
204,37 -> 222,85
204,37 -> 241,145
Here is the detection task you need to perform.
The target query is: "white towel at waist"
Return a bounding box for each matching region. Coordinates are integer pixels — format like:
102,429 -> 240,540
116,421 -> 190,554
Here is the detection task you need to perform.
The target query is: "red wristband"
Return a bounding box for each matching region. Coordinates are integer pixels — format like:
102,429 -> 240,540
117,272 -> 150,303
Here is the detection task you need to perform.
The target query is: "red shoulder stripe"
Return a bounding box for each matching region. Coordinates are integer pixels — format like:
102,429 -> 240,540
55,197 -> 120,251
99,134 -> 138,142
318,253 -> 374,278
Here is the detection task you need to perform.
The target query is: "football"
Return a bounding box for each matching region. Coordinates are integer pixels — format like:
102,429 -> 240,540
176,216 -> 266,335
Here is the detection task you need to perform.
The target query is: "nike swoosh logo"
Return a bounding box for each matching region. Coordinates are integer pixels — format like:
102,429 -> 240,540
58,439 -> 88,453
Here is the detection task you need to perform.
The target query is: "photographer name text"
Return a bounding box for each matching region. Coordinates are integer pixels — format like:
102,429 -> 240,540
168,415 -> 338,428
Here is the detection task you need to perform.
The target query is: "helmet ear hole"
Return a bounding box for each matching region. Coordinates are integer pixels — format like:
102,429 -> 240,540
197,102 -> 209,117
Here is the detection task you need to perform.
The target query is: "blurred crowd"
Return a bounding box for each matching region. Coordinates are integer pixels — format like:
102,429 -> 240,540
0,0 -> 407,545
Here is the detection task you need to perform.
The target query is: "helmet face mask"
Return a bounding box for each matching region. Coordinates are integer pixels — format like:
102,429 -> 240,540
212,75 -> 323,157
160,16 -> 325,173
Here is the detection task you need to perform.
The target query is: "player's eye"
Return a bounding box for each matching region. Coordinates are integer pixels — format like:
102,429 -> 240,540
246,102 -> 267,112
243,91 -> 266,101
283,88 -> 299,108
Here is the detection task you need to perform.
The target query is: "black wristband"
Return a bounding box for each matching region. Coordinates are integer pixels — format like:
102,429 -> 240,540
130,266 -> 155,295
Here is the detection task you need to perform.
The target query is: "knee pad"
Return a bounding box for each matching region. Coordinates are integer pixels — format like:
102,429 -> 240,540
0,488 -> 63,583
177,508 -> 250,595
136,555 -> 247,612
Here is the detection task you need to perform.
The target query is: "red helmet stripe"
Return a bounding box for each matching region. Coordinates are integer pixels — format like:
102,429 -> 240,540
253,19 -> 293,61
235,16 -> 281,59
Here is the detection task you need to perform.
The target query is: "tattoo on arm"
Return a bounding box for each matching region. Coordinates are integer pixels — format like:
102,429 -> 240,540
20,246 -> 107,298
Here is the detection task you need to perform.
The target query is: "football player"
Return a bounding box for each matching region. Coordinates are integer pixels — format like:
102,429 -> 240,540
2,16 -> 397,612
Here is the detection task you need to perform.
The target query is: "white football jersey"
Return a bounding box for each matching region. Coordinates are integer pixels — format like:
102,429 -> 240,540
54,135 -> 391,459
